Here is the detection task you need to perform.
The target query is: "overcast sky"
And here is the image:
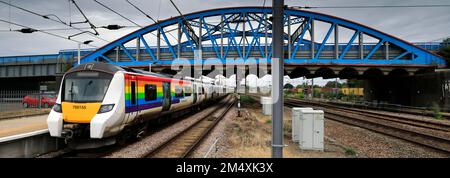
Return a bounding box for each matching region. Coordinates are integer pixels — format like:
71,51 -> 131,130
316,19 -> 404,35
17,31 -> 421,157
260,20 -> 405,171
0,0 -> 449,57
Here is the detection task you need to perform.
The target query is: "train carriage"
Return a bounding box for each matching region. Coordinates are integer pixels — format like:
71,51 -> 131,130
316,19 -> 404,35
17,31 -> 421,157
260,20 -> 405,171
47,62 -> 227,148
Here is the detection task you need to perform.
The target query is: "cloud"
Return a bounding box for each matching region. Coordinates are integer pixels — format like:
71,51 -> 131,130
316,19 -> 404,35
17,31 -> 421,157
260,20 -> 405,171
0,0 -> 448,57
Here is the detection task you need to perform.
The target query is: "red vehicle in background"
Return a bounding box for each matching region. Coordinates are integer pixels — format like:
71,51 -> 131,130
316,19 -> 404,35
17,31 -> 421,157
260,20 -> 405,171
22,94 -> 57,108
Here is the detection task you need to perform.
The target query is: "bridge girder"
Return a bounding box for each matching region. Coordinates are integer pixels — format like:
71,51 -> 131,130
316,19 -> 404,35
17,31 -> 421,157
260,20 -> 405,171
79,6 -> 446,71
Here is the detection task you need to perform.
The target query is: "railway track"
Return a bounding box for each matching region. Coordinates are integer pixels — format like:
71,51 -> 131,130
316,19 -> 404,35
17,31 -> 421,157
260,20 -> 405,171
145,98 -> 235,158
38,96 -> 234,158
286,99 -> 450,132
283,98 -> 450,154
298,98 -> 450,119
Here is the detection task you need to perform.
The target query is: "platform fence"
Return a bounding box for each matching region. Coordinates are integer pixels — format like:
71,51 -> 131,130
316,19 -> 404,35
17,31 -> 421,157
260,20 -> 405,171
0,90 -> 54,119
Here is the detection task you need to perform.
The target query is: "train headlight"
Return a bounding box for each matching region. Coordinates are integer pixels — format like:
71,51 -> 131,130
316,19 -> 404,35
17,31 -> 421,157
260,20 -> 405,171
52,104 -> 62,113
98,104 -> 115,114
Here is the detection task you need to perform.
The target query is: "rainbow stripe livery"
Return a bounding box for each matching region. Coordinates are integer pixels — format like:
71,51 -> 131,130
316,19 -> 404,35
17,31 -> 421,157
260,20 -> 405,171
124,73 -> 190,113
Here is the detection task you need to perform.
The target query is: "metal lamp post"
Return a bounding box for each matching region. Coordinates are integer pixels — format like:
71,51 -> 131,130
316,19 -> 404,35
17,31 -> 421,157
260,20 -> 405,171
271,0 -> 284,158
78,40 -> 94,65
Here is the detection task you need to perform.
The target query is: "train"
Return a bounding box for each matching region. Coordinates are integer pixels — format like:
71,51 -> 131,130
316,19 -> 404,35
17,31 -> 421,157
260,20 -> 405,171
47,62 -> 230,149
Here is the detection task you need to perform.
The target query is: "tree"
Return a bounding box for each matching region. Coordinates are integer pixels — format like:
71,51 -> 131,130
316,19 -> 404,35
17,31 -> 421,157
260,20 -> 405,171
284,83 -> 294,89
438,38 -> 450,64
346,80 -> 364,88
324,81 -> 343,88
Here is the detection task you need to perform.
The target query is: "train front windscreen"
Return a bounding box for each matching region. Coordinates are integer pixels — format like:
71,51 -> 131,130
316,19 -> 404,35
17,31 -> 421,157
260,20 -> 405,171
60,71 -> 113,123
63,71 -> 112,103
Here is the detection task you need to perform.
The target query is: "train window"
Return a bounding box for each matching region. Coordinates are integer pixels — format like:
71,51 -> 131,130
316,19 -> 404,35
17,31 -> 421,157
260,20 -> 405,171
202,87 -> 205,95
175,86 -> 184,98
131,82 -> 136,105
62,71 -> 112,102
184,86 -> 192,96
144,84 -> 157,101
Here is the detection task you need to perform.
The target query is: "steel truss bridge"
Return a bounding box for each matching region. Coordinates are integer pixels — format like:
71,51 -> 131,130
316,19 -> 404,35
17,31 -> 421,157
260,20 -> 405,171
78,6 -> 446,79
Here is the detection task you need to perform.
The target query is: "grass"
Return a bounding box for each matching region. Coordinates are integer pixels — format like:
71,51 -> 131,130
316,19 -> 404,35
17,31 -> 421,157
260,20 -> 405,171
240,95 -> 256,104
431,103 -> 443,120
265,119 -> 272,124
225,109 -> 272,157
344,147 -> 356,156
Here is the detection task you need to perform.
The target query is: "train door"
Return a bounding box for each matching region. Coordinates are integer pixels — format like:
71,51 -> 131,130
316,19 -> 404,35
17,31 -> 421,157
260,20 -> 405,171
162,82 -> 171,111
193,83 -> 197,104
127,77 -> 138,121
204,86 -> 208,101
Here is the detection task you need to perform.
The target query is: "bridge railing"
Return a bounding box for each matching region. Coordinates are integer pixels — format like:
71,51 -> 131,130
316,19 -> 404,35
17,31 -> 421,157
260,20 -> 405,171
0,54 -> 59,65
0,42 -> 445,65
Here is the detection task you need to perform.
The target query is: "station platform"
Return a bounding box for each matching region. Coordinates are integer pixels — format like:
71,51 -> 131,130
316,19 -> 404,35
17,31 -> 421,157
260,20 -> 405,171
0,114 -> 48,138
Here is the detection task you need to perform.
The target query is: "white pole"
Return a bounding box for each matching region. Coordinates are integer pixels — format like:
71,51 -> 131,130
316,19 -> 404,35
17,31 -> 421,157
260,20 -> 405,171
311,78 -> 314,99
77,43 -> 81,65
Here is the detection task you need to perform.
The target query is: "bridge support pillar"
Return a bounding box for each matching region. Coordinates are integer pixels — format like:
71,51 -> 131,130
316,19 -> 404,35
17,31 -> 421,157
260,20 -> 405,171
364,71 -> 450,111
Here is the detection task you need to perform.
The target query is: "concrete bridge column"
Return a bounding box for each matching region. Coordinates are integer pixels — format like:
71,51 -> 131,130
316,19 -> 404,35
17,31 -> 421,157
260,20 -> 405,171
364,71 -> 450,109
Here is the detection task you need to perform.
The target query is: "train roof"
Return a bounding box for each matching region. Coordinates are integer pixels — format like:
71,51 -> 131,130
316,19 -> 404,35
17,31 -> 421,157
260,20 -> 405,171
67,62 -> 125,74
68,62 -> 219,85
67,62 -> 172,78
128,68 -> 171,78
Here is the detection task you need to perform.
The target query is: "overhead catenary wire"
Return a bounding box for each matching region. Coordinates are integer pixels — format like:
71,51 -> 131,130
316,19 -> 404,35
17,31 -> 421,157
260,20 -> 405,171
93,0 -> 142,28
293,4 -> 450,9
92,0 -> 177,44
8,0 -> 11,31
168,0 -> 199,42
0,18 -> 98,48
0,0 -> 52,22
169,0 -> 190,23
0,0 -> 109,42
125,0 -> 156,23
157,0 -> 162,20
42,14 -> 67,25
68,0 -> 71,24
70,0 -> 100,36
0,25 -> 140,32
124,0 -> 177,41
0,27 -> 90,32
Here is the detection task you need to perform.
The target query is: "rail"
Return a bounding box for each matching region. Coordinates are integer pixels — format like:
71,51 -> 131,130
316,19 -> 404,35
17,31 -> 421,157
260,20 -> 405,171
146,98 -> 235,158
284,98 -> 450,154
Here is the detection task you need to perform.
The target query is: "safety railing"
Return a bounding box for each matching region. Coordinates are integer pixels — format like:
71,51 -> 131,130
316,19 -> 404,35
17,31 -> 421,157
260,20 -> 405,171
0,90 -> 55,119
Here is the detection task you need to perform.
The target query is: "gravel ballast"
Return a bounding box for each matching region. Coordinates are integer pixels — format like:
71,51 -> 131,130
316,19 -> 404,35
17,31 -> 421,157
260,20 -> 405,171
325,119 -> 449,158
104,97 -> 231,158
